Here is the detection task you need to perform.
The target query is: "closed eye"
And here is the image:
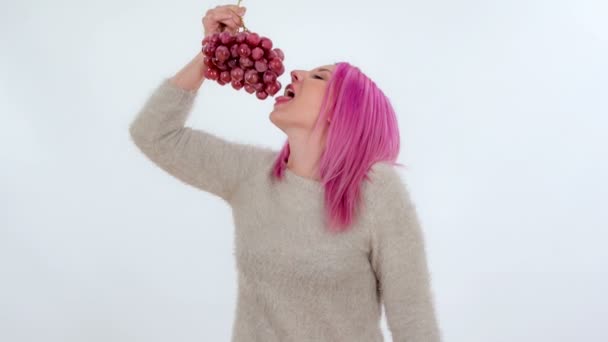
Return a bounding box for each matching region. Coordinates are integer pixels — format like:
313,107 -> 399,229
313,75 -> 323,80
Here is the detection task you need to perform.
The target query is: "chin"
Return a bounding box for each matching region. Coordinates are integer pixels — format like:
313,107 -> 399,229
269,110 -> 283,127
269,110 -> 294,131
270,106 -> 289,119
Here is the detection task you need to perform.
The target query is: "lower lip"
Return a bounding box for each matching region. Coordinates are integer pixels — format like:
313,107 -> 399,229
274,96 -> 293,106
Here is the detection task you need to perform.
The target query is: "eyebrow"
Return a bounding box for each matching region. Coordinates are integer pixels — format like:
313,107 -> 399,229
317,68 -> 333,74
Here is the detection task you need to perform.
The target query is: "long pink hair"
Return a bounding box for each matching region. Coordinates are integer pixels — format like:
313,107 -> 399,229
270,62 -> 404,233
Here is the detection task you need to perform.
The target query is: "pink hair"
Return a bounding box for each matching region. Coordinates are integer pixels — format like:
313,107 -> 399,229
270,62 -> 404,233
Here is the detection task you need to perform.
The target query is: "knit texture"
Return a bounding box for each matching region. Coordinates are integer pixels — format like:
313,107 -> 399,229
129,77 -> 442,342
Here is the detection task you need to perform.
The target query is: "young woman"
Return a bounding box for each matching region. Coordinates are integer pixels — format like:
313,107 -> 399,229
129,4 -> 442,341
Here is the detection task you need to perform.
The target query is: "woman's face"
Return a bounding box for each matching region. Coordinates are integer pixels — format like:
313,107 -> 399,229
269,64 -> 336,133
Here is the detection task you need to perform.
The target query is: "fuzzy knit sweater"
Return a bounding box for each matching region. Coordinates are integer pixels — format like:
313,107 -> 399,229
128,77 -> 442,342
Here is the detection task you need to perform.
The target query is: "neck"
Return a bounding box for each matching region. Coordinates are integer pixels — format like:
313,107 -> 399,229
286,133 -> 324,181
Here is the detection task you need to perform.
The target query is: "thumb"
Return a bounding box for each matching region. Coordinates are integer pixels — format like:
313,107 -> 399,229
238,6 -> 246,14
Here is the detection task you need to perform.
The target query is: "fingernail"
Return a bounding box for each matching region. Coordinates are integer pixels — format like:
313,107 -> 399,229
239,7 -> 246,13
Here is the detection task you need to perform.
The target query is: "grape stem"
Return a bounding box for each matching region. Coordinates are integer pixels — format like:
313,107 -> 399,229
236,0 -> 249,32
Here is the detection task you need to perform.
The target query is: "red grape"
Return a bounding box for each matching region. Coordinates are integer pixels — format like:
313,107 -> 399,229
231,79 -> 244,90
259,37 -> 273,51
201,31 -> 286,100
219,31 -> 235,45
239,56 -> 254,69
203,43 -> 216,56
244,84 -> 255,94
212,58 -> 228,71
244,69 -> 259,84
227,58 -> 238,69
209,34 -> 220,45
236,32 -> 248,43
251,47 -> 264,60
253,82 -> 264,91
265,80 -> 281,96
254,59 -> 268,73
230,44 -> 239,58
268,58 -> 284,74
204,67 -> 219,80
237,43 -> 251,57
215,45 -> 230,62
273,48 -> 284,61
203,55 -> 213,68
256,90 -> 268,99
262,70 -> 277,84
220,70 -> 231,83
246,32 -> 261,46
213,58 -> 228,71
265,49 -> 278,61
263,70 -> 277,84
231,67 -> 244,81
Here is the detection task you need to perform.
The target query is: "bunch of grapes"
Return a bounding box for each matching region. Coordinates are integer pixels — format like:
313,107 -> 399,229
201,31 -> 285,100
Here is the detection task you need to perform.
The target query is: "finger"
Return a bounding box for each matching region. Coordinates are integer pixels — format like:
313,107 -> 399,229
213,14 -> 239,29
220,4 -> 246,14
219,6 -> 245,23
220,19 -> 241,34
214,13 -> 242,31
218,5 -> 246,22
202,14 -> 222,30
203,6 -> 245,33
227,10 -> 244,28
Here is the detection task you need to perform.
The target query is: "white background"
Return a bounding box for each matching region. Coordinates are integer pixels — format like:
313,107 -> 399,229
1,0 -> 607,341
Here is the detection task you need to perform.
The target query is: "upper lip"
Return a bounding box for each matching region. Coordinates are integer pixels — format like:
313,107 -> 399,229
285,84 -> 296,97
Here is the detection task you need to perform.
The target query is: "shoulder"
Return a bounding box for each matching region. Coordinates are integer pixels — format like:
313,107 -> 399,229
361,163 -> 425,250
365,162 -> 410,200
363,161 -> 416,221
253,145 -> 279,162
246,145 -> 279,174
367,162 -> 402,186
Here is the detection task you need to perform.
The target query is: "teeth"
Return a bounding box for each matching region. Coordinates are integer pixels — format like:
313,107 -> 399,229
284,86 -> 295,98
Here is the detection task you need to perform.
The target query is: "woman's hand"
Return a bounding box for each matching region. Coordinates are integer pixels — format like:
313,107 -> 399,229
202,4 -> 246,38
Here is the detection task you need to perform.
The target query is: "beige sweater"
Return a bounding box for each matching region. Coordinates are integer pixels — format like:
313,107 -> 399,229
128,77 -> 442,342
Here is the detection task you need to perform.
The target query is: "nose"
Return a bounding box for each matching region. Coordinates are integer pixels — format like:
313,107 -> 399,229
290,70 -> 302,83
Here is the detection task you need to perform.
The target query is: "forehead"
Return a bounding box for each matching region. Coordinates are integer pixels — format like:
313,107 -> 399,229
311,64 -> 336,72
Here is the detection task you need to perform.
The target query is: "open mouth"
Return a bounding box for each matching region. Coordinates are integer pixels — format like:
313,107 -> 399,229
274,86 -> 295,105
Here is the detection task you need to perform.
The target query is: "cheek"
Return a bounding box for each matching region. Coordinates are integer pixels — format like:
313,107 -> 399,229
302,88 -> 326,113
285,84 -> 327,127
298,93 -> 324,124
304,108 -> 321,126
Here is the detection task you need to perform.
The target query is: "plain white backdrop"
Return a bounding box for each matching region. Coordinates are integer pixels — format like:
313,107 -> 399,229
1,0 -> 607,341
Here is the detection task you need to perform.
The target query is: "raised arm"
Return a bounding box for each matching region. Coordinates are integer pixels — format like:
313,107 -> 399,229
368,164 -> 442,342
128,52 -> 276,203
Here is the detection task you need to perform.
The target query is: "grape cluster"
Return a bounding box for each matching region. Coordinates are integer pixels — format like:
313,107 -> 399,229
201,31 -> 285,100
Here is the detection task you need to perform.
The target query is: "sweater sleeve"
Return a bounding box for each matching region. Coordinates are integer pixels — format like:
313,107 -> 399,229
129,77 -> 276,203
369,167 -> 442,342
